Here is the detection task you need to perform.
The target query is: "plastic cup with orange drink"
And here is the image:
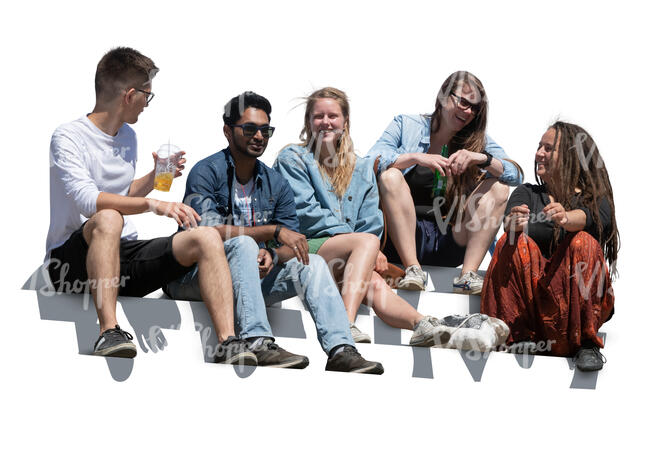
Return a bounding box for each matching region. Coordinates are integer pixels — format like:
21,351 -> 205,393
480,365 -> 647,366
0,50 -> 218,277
154,143 -> 181,192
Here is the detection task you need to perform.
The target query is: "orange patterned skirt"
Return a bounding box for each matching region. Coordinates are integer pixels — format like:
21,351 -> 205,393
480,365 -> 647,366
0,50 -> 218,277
481,231 -> 614,356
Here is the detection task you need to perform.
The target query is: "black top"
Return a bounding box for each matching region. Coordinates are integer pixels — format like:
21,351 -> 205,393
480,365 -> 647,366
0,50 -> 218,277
404,165 -> 438,220
506,183 -> 613,258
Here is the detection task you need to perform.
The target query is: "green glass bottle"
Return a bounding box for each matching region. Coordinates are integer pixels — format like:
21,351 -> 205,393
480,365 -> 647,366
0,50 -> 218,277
431,144 -> 449,198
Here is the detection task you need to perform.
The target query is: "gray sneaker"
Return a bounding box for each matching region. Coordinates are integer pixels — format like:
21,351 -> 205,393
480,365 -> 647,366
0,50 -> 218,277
409,316 -> 453,347
398,265 -> 427,291
93,325 -> 137,358
453,271 -> 484,295
350,323 -> 371,343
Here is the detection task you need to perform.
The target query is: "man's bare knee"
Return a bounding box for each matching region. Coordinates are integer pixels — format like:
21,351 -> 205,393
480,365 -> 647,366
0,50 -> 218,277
84,209 -> 124,243
192,226 -> 224,254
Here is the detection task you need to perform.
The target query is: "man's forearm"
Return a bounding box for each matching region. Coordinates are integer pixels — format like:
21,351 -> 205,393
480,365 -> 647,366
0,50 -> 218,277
275,245 -> 296,264
128,171 -> 155,197
96,192 -> 152,215
214,224 -> 276,242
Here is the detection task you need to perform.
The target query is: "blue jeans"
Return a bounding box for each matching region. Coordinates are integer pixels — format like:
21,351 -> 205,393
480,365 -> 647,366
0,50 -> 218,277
164,236 -> 354,354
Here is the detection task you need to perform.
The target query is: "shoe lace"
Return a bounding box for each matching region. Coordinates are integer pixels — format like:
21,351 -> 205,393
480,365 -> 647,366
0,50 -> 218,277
343,346 -> 361,358
105,325 -> 133,341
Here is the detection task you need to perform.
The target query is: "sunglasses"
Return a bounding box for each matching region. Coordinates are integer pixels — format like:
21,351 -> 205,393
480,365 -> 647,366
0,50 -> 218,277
450,92 -> 480,114
230,123 -> 275,138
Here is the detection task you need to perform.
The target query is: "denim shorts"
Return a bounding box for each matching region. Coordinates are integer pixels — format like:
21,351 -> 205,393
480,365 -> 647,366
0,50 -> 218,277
383,218 -> 465,267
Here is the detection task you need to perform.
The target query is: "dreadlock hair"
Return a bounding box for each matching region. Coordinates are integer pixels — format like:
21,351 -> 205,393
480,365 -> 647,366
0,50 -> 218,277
297,87 -> 356,198
537,121 -> 619,278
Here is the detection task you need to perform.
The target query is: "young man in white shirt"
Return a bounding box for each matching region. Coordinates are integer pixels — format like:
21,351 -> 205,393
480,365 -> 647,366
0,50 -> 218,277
46,47 -> 254,365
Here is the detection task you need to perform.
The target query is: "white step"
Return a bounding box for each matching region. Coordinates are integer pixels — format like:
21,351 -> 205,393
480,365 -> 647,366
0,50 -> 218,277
21,264 -> 608,389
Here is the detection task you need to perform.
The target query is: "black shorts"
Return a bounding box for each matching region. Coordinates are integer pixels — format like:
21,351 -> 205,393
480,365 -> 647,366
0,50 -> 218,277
47,224 -> 194,297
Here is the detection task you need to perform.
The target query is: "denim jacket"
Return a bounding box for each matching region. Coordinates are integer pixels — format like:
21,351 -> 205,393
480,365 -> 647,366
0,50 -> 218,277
273,145 -> 383,239
182,148 -> 300,240
367,114 -> 522,186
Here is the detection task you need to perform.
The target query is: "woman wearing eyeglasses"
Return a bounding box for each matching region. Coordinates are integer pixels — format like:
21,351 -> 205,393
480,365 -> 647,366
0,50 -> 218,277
273,87 -> 454,346
481,122 -> 618,371
368,71 -> 522,293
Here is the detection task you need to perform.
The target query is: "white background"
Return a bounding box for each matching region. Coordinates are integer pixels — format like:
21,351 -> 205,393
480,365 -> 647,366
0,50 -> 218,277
1,0 -> 648,453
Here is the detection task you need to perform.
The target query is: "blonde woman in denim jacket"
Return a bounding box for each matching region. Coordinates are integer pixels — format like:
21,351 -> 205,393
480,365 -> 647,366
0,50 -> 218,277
274,87 -> 450,346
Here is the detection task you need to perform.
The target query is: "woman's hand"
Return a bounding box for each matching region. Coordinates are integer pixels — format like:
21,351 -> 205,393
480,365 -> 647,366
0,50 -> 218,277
543,202 -> 569,226
374,251 -> 388,274
417,154 -> 449,175
504,204 -> 530,232
446,149 -> 485,175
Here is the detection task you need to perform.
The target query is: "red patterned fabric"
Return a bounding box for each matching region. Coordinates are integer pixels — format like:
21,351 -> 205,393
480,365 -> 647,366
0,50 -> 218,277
481,231 -> 614,356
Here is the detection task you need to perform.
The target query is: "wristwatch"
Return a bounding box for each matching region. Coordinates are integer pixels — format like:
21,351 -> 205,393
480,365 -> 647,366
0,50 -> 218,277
477,151 -> 493,168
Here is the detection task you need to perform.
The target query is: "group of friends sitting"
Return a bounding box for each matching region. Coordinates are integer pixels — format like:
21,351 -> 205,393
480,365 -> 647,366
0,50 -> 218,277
45,47 -> 618,375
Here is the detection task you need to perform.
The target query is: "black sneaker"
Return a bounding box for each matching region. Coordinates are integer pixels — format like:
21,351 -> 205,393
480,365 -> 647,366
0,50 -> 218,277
93,325 -> 137,358
214,336 -> 257,366
249,338 -> 309,369
325,346 -> 384,374
573,346 -> 607,371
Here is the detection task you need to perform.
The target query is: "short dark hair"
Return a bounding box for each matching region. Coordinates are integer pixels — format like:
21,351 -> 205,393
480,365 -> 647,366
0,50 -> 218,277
223,91 -> 272,126
95,47 -> 158,102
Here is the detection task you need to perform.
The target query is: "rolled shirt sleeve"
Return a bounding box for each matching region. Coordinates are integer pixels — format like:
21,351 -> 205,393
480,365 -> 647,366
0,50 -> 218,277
484,135 -> 523,186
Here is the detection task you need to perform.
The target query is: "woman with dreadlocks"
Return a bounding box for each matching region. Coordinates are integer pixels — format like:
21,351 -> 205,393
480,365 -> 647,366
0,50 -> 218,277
368,71 -> 522,294
481,122 -> 618,371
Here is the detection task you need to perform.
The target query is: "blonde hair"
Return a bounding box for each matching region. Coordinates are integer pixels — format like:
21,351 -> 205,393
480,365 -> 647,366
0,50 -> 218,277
299,87 -> 356,198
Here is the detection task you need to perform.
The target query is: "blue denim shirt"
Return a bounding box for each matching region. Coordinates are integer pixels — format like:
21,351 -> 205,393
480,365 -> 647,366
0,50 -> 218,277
273,145 -> 383,239
367,114 -> 522,186
182,148 -> 300,240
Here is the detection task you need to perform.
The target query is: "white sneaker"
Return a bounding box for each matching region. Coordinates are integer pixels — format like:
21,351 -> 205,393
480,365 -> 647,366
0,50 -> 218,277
453,271 -> 484,295
409,316 -> 453,347
398,265 -> 427,291
350,323 -> 371,343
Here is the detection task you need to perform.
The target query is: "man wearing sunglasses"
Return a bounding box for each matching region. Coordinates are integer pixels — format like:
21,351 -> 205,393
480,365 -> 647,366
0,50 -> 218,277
165,91 -> 384,374
45,47 -> 254,364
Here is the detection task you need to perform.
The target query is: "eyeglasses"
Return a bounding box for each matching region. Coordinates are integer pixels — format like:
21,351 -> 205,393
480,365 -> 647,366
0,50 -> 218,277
450,92 -> 480,114
230,123 -> 275,138
135,88 -> 155,104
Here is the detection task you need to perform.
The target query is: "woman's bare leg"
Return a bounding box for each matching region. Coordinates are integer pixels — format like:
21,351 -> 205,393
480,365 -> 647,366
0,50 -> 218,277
317,233 -> 379,323
365,272 -> 423,330
452,178 -> 509,275
378,168 -> 420,267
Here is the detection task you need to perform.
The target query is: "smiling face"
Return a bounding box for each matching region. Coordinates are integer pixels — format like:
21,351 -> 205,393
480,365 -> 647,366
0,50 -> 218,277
225,107 -> 270,159
536,128 -> 560,180
440,82 -> 480,133
309,97 -> 346,146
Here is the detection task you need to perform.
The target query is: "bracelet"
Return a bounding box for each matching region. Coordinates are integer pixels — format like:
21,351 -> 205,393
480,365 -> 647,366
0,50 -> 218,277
477,151 -> 493,169
274,225 -> 283,242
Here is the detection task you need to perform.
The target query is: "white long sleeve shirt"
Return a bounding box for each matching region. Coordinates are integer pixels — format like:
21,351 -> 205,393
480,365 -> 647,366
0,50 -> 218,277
45,115 -> 139,259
